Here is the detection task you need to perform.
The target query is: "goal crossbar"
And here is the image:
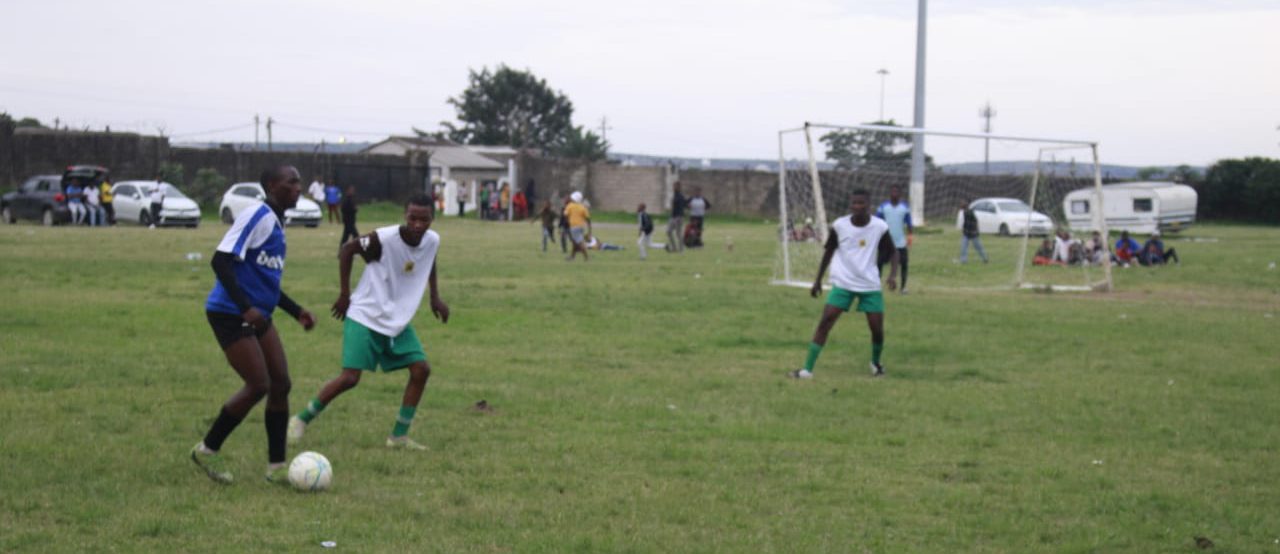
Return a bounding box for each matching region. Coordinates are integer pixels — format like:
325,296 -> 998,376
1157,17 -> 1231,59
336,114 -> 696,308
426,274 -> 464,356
798,122 -> 1097,147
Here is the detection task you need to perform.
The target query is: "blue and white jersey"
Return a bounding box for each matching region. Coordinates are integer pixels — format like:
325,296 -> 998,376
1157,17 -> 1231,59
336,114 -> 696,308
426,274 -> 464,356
875,200 -> 913,249
205,203 -> 287,317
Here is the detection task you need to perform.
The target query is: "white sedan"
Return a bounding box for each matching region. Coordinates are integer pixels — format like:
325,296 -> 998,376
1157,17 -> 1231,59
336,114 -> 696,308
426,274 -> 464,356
956,197 -> 1054,236
110,181 -> 202,227
219,182 -> 322,227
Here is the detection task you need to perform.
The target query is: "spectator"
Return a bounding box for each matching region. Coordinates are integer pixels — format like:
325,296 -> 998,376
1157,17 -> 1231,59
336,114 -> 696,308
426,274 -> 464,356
489,183 -> 502,220
65,179 -> 86,225
309,177 -> 326,206
666,181 -> 686,253
557,195 -> 571,253
1032,238 -> 1056,266
1114,230 -> 1141,268
1083,231 -> 1108,265
479,183 -> 491,220
585,235 -> 623,251
1140,231 -> 1180,265
149,178 -> 165,229
637,203 -> 654,260
325,181 -> 342,224
1051,229 -> 1078,265
100,175 -> 115,225
433,182 -> 445,213
513,190 -> 528,220
534,200 -> 556,252
875,186 -> 914,293
524,178 -> 536,213
457,180 -> 470,218
957,200 -> 988,264
687,187 -> 710,247
340,186 -> 359,248
84,180 -> 103,226
499,183 -> 511,220
565,191 -> 592,261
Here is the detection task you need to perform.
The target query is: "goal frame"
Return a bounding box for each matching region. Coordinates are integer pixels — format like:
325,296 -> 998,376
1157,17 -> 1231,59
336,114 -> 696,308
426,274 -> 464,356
773,122 -> 1112,292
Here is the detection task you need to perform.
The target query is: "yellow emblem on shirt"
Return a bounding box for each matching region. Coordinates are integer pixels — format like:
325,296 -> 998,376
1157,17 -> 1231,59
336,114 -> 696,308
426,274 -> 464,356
404,261 -> 415,273
858,239 -> 867,247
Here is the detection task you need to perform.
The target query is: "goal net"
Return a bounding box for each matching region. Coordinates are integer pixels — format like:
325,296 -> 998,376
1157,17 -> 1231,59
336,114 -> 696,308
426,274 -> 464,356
773,122 -> 1112,292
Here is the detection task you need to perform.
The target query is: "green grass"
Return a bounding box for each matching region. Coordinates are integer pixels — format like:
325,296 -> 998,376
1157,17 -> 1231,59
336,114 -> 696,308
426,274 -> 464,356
1,213 -> 1278,552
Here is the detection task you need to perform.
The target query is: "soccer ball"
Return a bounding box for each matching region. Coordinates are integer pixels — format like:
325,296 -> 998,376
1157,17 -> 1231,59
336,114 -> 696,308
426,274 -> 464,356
288,451 -> 332,492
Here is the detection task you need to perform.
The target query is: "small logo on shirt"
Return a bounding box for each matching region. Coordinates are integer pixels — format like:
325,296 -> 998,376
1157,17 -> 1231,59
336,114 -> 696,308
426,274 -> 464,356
858,239 -> 867,247
256,250 -> 285,270
404,261 -> 415,273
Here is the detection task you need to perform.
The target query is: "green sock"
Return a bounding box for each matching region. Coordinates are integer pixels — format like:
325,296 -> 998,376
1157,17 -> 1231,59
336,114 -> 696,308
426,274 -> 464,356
391,405 -> 416,438
297,398 -> 326,423
804,342 -> 824,371
872,341 -> 884,365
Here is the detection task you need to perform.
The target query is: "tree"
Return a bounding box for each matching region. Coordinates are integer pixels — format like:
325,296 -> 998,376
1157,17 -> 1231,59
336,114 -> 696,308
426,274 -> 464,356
157,162 -> 185,187
15,117 -> 45,129
188,168 -> 229,208
1170,164 -> 1201,184
819,120 -> 930,172
1136,166 -> 1166,180
554,125 -> 609,161
443,65 -> 575,149
1200,157 -> 1280,222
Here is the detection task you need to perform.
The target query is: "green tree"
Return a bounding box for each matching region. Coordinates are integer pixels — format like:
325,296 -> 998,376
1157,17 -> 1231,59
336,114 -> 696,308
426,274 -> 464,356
1170,164 -> 1201,184
1200,157 -> 1280,222
157,162 -> 185,187
15,117 -> 45,129
1136,166 -> 1166,180
188,168 -> 229,208
443,65 -> 575,149
554,126 -> 609,161
1244,160 -> 1280,223
0,112 -> 13,137
818,120 -> 927,172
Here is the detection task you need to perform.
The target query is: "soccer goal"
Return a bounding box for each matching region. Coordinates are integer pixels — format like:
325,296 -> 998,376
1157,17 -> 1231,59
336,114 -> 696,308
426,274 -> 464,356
773,122 -> 1112,292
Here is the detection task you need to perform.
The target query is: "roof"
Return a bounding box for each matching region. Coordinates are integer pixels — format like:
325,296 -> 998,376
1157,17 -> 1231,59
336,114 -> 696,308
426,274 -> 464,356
1103,181 -> 1194,190
362,136 -> 504,169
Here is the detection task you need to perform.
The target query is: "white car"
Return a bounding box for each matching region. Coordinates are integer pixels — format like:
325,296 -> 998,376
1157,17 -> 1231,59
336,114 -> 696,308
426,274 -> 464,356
219,182 -> 322,227
957,197 -> 1054,236
110,181 -> 202,227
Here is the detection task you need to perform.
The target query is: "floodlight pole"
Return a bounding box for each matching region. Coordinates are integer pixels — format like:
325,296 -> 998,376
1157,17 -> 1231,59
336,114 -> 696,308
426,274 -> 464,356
908,0 -> 928,226
876,68 -> 889,121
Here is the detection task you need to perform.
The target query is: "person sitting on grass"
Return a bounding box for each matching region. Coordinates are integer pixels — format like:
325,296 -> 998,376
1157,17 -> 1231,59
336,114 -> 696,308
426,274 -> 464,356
1083,231 -> 1108,265
1140,230 -> 1180,266
585,235 -> 623,251
1113,230 -> 1141,268
289,194 -> 449,451
1032,238 -> 1056,266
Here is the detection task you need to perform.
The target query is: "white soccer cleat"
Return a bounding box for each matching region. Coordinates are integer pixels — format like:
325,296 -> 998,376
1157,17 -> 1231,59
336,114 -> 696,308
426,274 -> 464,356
787,369 -> 814,380
386,436 -> 428,451
287,416 -> 306,445
870,362 -> 885,377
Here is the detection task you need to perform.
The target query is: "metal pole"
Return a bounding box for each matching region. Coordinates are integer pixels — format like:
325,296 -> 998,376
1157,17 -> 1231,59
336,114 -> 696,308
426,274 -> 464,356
1093,144 -> 1112,292
1016,150 -> 1044,288
777,131 -> 792,284
876,68 -> 889,121
908,0 -> 928,226
254,114 -> 260,151
803,124 -> 828,244
266,117 -> 273,153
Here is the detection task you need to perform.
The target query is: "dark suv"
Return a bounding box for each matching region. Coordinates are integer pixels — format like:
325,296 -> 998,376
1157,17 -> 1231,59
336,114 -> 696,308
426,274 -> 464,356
1,165 -> 109,225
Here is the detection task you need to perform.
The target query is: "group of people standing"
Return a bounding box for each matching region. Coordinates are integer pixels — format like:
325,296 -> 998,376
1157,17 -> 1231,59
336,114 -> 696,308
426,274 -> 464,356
308,177 -> 360,247
531,181 -> 713,262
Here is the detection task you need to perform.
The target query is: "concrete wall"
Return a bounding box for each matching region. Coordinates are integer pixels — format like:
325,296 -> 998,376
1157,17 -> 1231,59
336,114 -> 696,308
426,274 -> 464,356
0,129 -> 168,187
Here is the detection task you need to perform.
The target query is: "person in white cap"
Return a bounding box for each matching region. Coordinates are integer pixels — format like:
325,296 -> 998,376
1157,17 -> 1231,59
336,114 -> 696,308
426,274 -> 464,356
564,191 -> 592,261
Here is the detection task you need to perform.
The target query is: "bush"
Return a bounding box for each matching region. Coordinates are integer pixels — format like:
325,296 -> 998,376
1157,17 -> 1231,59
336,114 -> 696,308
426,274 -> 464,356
1199,157 -> 1280,223
187,168 -> 229,209
157,162 -> 185,187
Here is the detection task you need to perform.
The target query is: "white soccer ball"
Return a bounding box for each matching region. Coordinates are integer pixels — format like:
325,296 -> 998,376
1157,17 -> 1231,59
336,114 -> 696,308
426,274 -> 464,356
288,451 -> 332,492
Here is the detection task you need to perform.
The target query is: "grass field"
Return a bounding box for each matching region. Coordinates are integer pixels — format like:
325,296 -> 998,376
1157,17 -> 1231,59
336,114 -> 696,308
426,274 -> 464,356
1,207 -> 1278,552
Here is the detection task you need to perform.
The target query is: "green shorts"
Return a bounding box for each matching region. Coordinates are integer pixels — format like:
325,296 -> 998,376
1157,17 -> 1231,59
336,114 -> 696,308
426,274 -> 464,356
826,287 -> 884,313
342,318 -> 427,372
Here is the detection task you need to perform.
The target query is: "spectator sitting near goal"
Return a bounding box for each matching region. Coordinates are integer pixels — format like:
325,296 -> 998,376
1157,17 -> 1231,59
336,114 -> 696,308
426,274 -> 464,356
1082,231 -> 1107,265
1113,230 -> 1141,268
1051,229 -> 1080,265
1139,230 -> 1180,266
1032,238 -> 1056,266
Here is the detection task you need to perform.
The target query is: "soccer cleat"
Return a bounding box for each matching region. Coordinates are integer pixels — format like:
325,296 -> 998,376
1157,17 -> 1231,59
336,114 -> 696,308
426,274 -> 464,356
287,416 -> 306,445
190,443 -> 233,484
870,362 -> 885,377
787,369 -> 814,380
264,464 -> 290,487
386,436 -> 428,451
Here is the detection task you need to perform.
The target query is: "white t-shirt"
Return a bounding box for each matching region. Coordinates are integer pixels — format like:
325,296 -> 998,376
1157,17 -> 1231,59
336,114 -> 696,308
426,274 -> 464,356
827,215 -> 889,292
346,225 -> 440,337
149,185 -> 165,204
84,186 -> 100,206
309,181 -> 325,202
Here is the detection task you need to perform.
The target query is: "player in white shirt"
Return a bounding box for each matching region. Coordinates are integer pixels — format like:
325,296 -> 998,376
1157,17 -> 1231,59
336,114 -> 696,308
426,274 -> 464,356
308,178 -> 325,204
289,194 -> 449,450
789,189 -> 899,380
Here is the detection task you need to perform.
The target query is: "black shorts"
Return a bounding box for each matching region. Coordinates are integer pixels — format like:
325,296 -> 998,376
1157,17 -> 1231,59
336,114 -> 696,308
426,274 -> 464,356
206,310 -> 272,349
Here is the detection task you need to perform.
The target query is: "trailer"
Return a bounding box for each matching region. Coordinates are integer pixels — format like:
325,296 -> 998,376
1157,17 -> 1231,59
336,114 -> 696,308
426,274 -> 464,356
1063,182 -> 1197,234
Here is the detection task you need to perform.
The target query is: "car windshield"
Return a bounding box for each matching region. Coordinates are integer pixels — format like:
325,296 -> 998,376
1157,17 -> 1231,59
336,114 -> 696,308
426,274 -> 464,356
997,201 -> 1031,213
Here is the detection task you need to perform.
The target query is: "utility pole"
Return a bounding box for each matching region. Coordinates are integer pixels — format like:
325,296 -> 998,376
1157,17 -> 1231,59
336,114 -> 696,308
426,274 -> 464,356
876,68 -> 889,122
599,116 -> 613,144
266,117 -> 274,153
254,114 -> 260,151
979,101 -> 996,175
908,0 -> 928,226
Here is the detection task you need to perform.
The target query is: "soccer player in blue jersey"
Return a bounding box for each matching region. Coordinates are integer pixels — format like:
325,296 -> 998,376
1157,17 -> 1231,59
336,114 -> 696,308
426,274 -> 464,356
191,165 -> 316,485
875,185 -> 913,294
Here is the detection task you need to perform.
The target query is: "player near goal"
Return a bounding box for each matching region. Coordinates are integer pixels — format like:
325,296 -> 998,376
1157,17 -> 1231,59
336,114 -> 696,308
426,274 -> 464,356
191,166 -> 316,485
289,194 -> 449,451
789,189 -> 898,379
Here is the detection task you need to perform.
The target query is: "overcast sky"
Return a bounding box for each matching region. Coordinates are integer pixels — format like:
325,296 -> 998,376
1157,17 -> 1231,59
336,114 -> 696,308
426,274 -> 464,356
2,0 -> 1278,166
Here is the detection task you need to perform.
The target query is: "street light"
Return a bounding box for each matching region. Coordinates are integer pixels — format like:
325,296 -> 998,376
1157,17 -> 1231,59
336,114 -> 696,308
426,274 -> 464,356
876,68 -> 890,122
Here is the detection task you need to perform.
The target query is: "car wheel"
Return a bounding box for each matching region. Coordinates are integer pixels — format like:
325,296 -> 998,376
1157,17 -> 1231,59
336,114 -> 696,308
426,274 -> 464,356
1,205 -> 13,224
221,208 -> 233,224
998,223 -> 1010,236
139,210 -> 152,226
42,208 -> 54,226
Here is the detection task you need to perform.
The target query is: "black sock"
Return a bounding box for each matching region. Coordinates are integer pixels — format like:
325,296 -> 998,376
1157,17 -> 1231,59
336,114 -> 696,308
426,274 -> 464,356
265,409 -> 288,464
203,407 -> 244,452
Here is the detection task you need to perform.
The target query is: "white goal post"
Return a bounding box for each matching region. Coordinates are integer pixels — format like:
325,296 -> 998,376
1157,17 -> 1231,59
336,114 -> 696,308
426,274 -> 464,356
773,122 -> 1112,292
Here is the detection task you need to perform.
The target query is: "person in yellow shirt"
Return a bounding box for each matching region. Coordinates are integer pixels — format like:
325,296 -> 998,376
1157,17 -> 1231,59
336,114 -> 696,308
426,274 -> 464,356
100,177 -> 115,225
564,191 -> 592,261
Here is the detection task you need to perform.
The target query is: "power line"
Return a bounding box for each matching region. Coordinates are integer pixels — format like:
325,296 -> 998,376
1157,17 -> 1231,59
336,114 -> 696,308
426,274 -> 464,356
170,123 -> 254,139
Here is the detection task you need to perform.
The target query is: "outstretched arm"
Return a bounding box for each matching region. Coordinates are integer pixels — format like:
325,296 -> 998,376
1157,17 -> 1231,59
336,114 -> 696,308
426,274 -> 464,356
811,231 -> 838,298
429,263 -> 449,323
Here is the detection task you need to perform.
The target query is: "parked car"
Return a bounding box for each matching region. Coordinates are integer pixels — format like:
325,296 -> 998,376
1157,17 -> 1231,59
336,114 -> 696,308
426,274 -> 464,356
1063,182 -> 1197,234
219,182 -> 321,227
1,165 -> 109,225
110,181 -> 202,227
956,198 -> 1054,236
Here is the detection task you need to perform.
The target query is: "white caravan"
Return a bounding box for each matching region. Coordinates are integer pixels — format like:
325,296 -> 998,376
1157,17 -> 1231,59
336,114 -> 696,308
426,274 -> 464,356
1063,182 -> 1197,234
